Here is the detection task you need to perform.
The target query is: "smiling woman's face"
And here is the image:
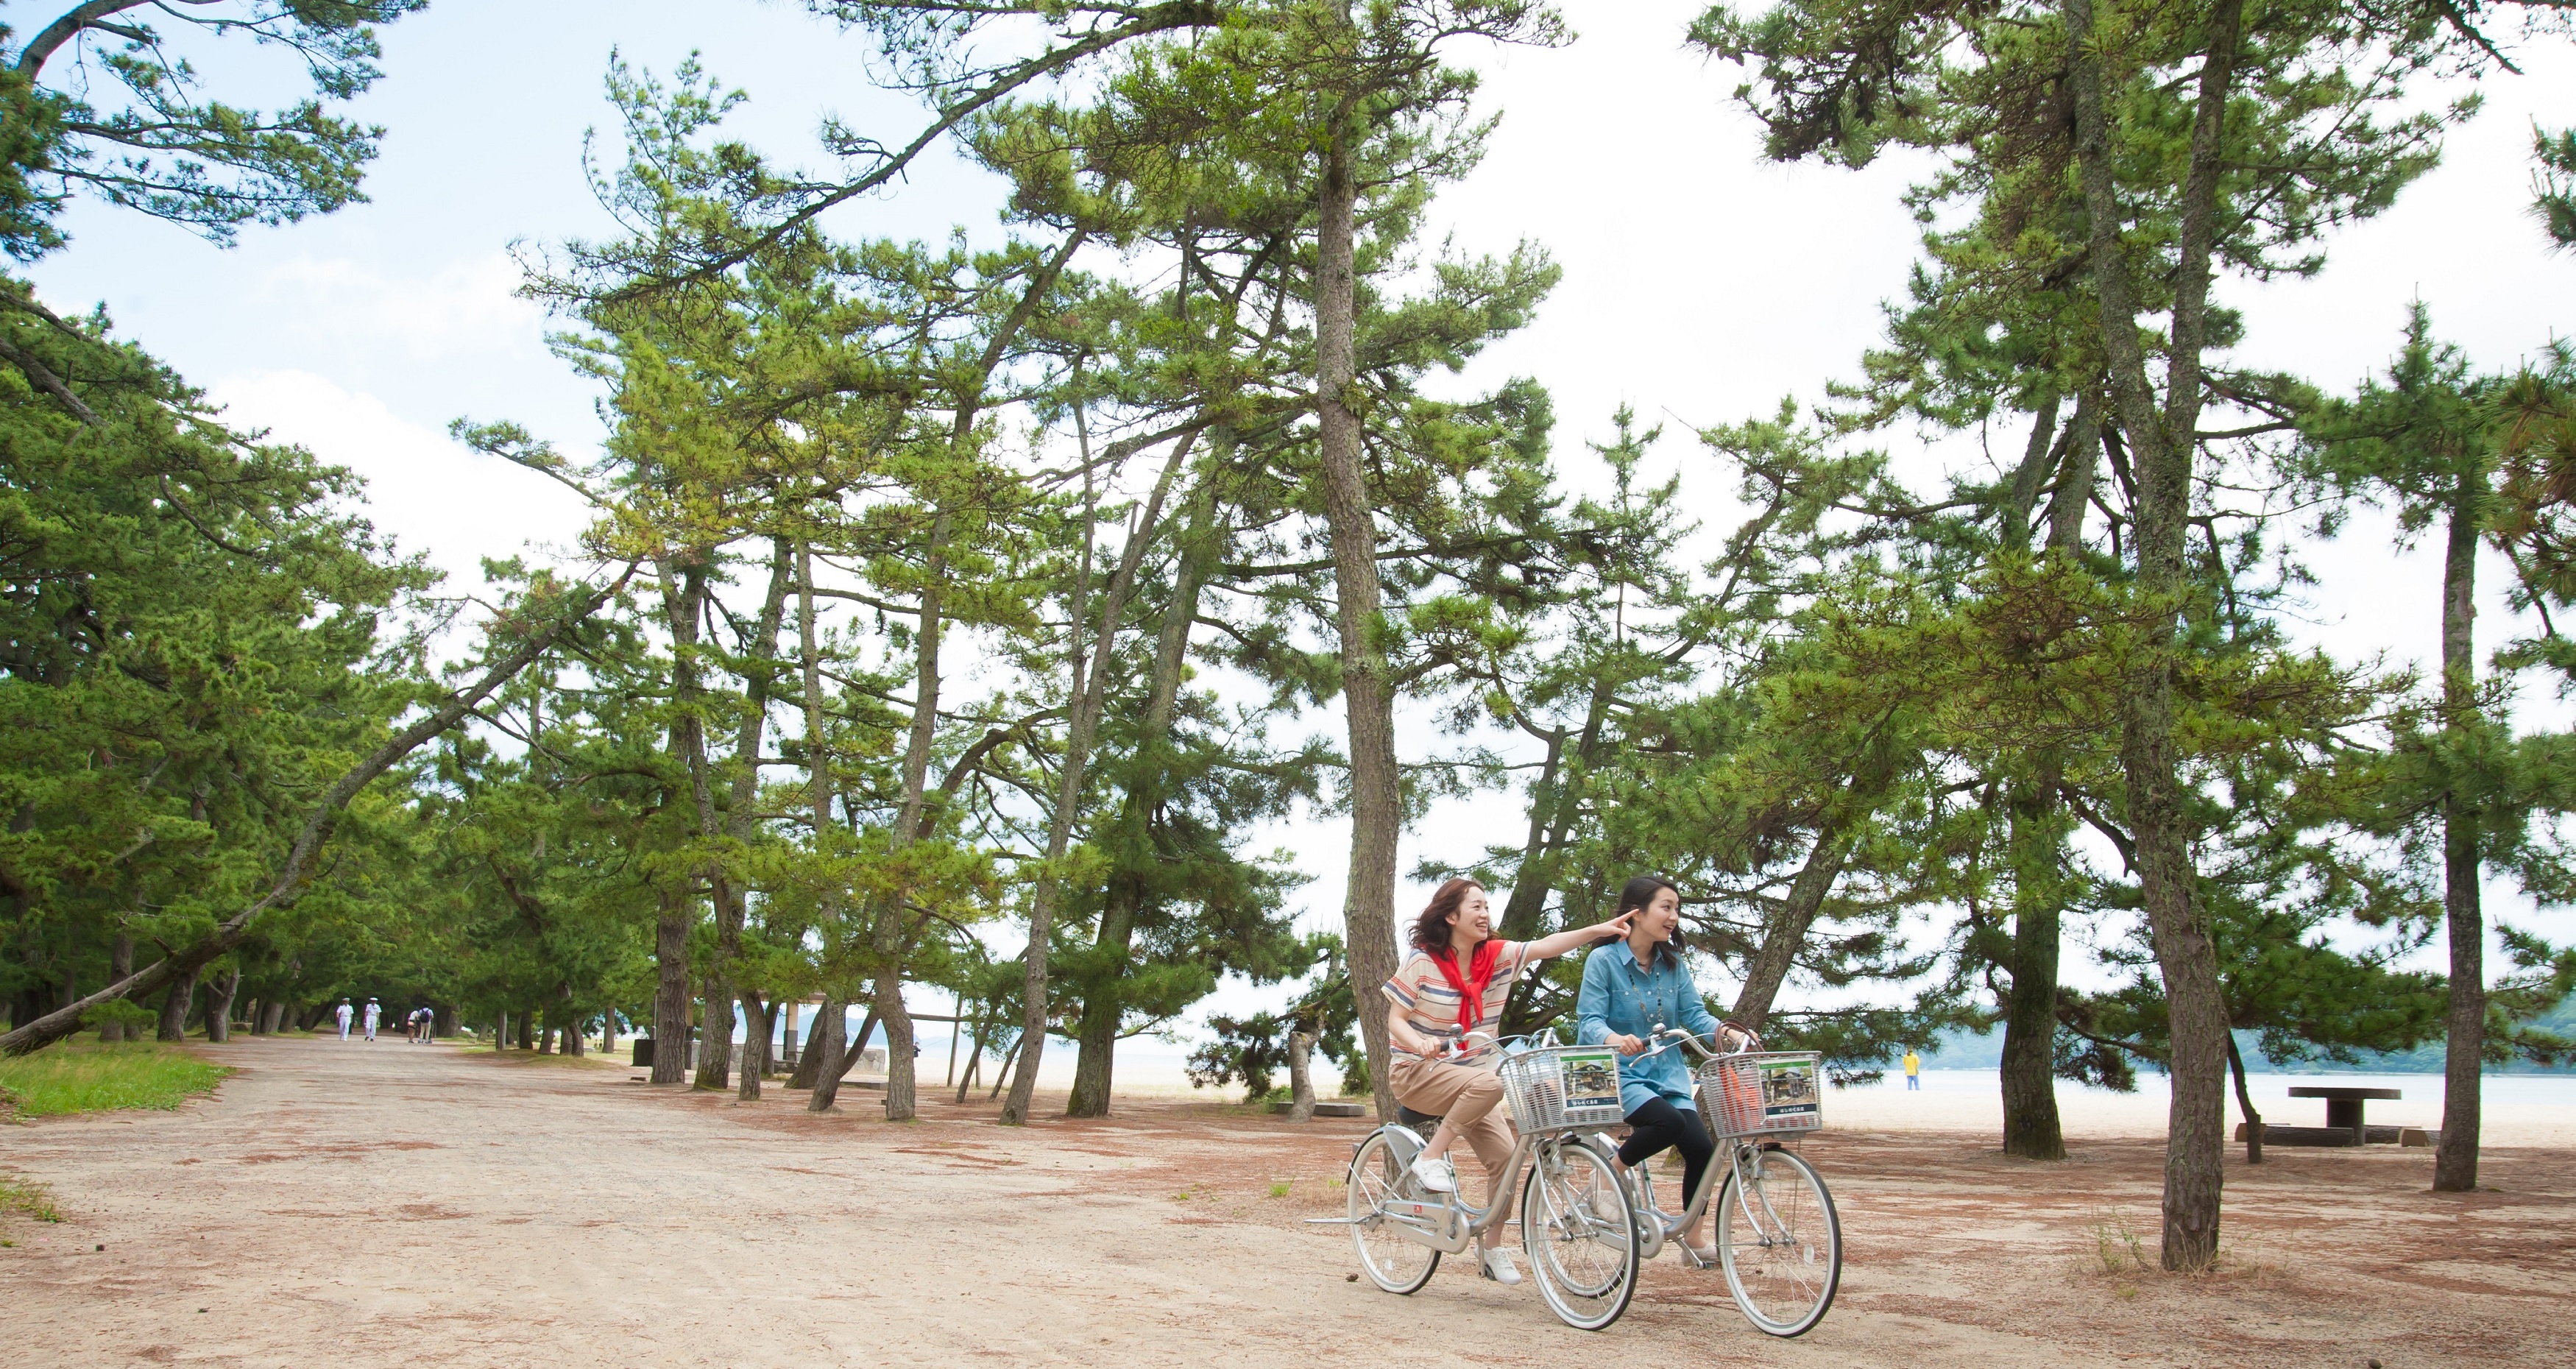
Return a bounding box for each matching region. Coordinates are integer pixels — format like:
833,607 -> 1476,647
1448,885 -> 1493,944
1637,886 -> 1682,942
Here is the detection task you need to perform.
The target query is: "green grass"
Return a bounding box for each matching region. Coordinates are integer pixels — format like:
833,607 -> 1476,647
0,1040 -> 232,1118
0,1171 -> 61,1224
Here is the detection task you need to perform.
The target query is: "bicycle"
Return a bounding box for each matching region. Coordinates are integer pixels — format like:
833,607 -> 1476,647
1612,1025 -> 1842,1337
1320,1034 -> 1644,1331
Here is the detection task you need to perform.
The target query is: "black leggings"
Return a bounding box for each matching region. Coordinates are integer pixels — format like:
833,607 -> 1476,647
1618,1094 -> 1716,1211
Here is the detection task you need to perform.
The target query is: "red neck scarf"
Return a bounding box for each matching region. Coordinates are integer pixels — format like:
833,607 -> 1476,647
1428,939 -> 1506,1039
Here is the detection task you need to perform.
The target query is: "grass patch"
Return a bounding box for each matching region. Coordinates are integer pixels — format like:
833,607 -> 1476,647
2084,1209 -> 2151,1275
0,1171 -> 63,1223
0,1040 -> 231,1118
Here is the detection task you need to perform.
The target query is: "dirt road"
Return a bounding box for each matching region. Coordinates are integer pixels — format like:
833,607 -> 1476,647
2,1036 -> 2569,1368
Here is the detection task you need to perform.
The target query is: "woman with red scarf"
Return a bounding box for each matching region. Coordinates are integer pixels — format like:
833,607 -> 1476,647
1381,877 -> 1632,1284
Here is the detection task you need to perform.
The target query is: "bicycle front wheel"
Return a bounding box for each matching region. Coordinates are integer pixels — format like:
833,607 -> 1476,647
1519,1134 -> 1640,1331
1715,1144 -> 1840,1337
1348,1131 -> 1441,1294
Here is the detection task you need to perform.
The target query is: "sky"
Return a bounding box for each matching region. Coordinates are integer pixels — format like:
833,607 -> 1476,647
23,0 -> 2576,1039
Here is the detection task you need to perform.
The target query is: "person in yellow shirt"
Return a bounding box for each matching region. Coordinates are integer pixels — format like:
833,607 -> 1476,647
1903,1047 -> 1922,1091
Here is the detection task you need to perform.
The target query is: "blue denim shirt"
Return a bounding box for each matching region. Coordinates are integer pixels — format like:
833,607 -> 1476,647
1574,941 -> 1722,1116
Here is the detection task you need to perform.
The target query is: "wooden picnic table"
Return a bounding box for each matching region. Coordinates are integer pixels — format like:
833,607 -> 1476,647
2287,1085 -> 2402,1146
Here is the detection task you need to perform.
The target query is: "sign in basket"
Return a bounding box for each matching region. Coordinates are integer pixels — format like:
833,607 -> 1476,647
1700,1051 -> 1825,1138
1498,1044 -> 1629,1133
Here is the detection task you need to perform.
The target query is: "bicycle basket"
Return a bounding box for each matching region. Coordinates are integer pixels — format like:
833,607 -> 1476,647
1696,1051 -> 1825,1139
1496,1044 -> 1629,1133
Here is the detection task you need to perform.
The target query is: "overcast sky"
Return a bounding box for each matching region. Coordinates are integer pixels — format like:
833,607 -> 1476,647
26,0 -> 2576,1030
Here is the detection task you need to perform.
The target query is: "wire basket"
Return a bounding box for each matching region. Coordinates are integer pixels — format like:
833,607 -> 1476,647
1496,1044 -> 1630,1134
1696,1051 -> 1825,1139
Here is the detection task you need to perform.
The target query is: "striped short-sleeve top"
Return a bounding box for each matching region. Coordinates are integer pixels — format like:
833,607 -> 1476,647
1381,940 -> 1530,1060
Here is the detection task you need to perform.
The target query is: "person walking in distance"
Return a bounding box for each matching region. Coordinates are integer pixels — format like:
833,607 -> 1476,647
362,998 -> 381,1043
1903,1047 -> 1922,1092
335,999 -> 354,1041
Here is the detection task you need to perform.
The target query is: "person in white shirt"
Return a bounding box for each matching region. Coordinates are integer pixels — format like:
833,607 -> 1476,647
335,1000 -> 354,1041
362,999 -> 381,1042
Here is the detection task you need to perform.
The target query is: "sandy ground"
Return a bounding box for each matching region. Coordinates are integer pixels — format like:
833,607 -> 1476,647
2,1037 -> 2571,1368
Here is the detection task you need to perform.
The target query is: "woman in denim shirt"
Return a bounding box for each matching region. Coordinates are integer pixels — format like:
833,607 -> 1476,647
1576,874 -> 1734,1259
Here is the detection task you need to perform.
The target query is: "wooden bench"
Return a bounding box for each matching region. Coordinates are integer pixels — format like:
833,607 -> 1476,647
2234,1122 -> 2432,1147
1270,1100 -> 1367,1118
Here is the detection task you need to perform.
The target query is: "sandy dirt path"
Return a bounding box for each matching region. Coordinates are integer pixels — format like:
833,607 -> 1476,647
2,1036 -> 2569,1368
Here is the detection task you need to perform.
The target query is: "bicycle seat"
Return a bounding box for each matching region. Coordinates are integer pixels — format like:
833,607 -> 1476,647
1398,1105 -> 1443,1131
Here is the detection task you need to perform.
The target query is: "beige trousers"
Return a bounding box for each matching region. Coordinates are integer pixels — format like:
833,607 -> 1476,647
1389,1054 -> 1517,1225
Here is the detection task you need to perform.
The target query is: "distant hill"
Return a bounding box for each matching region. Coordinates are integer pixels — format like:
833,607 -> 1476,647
1916,995 -> 2576,1075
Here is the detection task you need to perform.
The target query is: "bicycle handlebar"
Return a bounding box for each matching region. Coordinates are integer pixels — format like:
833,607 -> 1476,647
1627,1023 -> 1761,1064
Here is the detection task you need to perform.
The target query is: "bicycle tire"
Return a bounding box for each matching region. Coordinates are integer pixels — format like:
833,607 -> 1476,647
1715,1144 -> 1840,1337
1348,1131 -> 1441,1294
1519,1134 -> 1641,1331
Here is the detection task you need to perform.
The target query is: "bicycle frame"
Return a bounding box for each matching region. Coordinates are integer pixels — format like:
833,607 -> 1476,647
1341,1122 -> 1547,1256
1608,1029 -> 1800,1265
1321,1030 -> 1624,1258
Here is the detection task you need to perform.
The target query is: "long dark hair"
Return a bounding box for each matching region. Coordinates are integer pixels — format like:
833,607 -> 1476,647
1409,877 -> 1488,955
1616,874 -> 1685,970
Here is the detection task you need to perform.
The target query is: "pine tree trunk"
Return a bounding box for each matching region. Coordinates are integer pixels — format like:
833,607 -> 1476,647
793,540 -> 852,1110
737,991 -> 766,1097
1067,482 -> 1216,1117
2064,0 -> 2242,1270
260,999 -> 284,1035
806,1004 -> 846,1108
517,1011 -> 534,1051
2001,400 -> 2099,1158
651,891 -> 690,1083
1314,124 -> 1401,1125
790,1000 -> 835,1091
99,933 -> 132,1042
1004,434 -> 1196,1125
1730,825 -> 1852,1029
560,985 -> 584,1057
2000,765 -> 2068,1161
2226,1029 -> 2264,1164
205,969 -> 239,1044
696,978 -> 732,1088
155,966 -> 197,1042
2435,474 -> 2485,1192
875,509 -> 952,1122
723,543 -> 793,1104
1287,1032 -> 1317,1122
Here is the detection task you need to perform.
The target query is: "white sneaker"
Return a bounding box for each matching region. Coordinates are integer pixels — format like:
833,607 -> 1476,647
1480,1246 -> 1523,1284
1409,1156 -> 1457,1194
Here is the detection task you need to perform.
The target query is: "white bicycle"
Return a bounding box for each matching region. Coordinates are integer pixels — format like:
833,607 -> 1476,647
1322,1035 -> 1644,1331
1617,1025 -> 1842,1337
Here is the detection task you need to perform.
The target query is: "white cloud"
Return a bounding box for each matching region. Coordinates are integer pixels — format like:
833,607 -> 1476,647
247,251 -> 551,364
205,369 -> 596,595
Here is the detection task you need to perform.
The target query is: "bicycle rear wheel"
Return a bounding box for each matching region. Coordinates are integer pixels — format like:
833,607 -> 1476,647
1715,1144 -> 1840,1337
1348,1131 -> 1441,1294
1519,1135 -> 1640,1331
